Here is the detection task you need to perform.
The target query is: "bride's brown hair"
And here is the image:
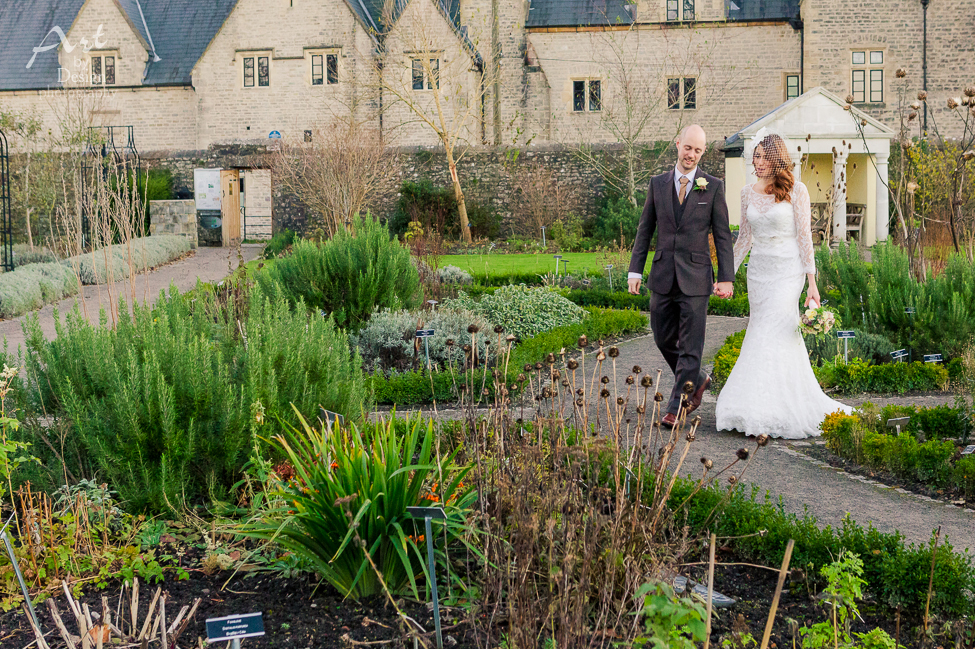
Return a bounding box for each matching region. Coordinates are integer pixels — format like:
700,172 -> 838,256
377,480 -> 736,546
755,134 -> 794,202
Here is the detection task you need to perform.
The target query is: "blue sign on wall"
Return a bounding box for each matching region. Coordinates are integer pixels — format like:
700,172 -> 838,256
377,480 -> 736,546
269,130 -> 282,139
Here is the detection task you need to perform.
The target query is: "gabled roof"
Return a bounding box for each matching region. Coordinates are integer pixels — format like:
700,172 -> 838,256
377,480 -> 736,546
723,87 -> 896,153
0,0 -> 87,91
526,0 -> 634,28
349,0 -> 460,34
725,0 -> 800,22
0,0 -> 238,90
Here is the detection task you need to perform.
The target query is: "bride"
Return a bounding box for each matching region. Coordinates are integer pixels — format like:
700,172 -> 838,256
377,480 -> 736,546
715,128 -> 852,439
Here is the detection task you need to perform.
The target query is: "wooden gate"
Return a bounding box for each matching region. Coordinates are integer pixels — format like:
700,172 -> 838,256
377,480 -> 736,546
220,169 -> 241,247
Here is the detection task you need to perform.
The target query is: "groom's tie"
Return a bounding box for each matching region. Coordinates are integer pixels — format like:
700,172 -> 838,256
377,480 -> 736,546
678,176 -> 689,205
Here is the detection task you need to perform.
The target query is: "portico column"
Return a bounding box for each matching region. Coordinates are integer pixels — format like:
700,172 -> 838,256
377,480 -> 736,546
832,147 -> 849,245
875,152 -> 890,242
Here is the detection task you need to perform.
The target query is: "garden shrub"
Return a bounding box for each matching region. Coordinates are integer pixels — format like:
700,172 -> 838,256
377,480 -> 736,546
259,214 -> 420,330
954,455 -> 975,500
388,179 -> 458,238
814,358 -> 948,394
0,262 -> 78,318
466,200 -> 503,239
18,283 -> 368,512
711,329 -> 746,389
351,307 -> 494,373
805,328 -> 895,366
243,416 -> 474,599
369,369 -> 457,405
913,438 -> 955,484
64,235 -> 193,285
820,411 -> 860,459
437,265 -> 473,285
262,228 -> 298,259
448,284 -> 585,340
11,244 -> 57,268
590,192 -> 644,247
707,293 -> 749,317
562,288 -> 650,311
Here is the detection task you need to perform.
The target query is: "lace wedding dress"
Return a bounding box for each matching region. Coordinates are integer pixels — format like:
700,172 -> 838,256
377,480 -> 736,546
715,182 -> 852,439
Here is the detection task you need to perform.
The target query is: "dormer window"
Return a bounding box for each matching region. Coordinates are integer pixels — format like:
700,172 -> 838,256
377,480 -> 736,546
667,0 -> 694,21
91,53 -> 116,85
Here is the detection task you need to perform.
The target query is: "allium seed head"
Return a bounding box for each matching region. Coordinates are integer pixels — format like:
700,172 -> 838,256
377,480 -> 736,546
576,388 -> 585,396
728,475 -> 738,485
636,405 -> 646,414
641,376 -> 653,388
597,352 -> 607,362
546,353 -> 556,364
567,359 -> 579,370
757,434 -> 770,447
467,324 -> 480,334
578,335 -> 589,348
535,362 -> 544,371
463,344 -> 472,352
601,375 -> 610,384
524,364 -> 532,372
600,388 -> 610,398
736,448 -> 750,461
654,392 -> 664,402
446,338 -> 454,347
608,346 -> 620,358
617,397 -> 625,406
494,325 -> 504,334
625,375 -> 635,385
576,398 -> 584,407
506,334 -> 516,343
517,373 -> 526,382
632,365 -> 642,374
683,381 -> 695,394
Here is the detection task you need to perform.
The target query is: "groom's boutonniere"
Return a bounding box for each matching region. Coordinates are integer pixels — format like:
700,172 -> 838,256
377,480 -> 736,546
694,177 -> 708,192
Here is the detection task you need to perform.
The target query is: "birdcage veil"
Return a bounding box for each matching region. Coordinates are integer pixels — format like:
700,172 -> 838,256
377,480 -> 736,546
744,126 -> 801,180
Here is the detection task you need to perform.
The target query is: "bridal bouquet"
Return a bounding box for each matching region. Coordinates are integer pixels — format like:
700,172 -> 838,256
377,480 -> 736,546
799,305 -> 838,339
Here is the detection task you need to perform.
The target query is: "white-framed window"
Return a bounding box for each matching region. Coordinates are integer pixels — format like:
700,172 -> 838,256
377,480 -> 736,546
241,52 -> 271,88
851,50 -> 884,103
668,77 -> 696,110
572,79 -> 601,112
309,50 -> 339,86
667,0 -> 695,21
90,53 -> 116,85
411,57 -> 440,90
786,74 -> 800,100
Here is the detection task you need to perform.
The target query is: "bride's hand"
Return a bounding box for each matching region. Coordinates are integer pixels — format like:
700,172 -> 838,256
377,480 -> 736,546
805,285 -> 821,308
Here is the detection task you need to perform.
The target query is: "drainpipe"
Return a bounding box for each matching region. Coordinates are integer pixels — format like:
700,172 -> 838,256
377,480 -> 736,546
921,0 -> 929,133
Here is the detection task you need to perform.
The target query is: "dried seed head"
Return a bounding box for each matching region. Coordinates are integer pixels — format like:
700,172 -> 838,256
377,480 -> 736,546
567,359 -> 579,370
446,338 -> 455,347
625,375 -> 635,385
966,86 -> 975,98
895,68 -> 907,78
917,90 -> 928,101
636,405 -> 646,414
510,383 -> 518,391
494,325 -> 504,334
632,365 -> 642,374
506,334 -> 516,343
501,388 -> 509,396
600,375 -> 610,384
757,434 -> 770,447
483,388 -> 490,396
552,369 -> 561,380
728,475 -> 738,486
575,398 -> 584,407
947,97 -> 961,109
641,375 -> 653,388
600,388 -> 610,398
736,448 -> 750,461
576,388 -> 585,396
517,373 -> 526,382
577,335 -> 589,348
963,150 -> 975,161
692,415 -> 702,427
596,351 -> 607,362
546,353 -> 556,364
460,384 -> 468,392
910,101 -> 921,110
598,339 -> 605,347
843,104 -> 852,111
909,111 -> 919,121
524,364 -> 532,373
542,388 -> 552,398
683,381 -> 695,395
686,431 -> 696,441
468,324 -> 480,334
535,362 -> 544,371
617,397 -> 625,406
845,94 -> 856,104
561,379 -> 570,387
463,344 -> 472,352
608,346 -> 620,358
654,392 -> 664,402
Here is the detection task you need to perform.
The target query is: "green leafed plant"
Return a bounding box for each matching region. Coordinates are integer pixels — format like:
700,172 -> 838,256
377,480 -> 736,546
631,582 -> 707,649
242,412 -> 475,600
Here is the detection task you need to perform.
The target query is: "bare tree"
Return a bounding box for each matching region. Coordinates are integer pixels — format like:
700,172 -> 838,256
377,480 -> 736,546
509,160 -> 580,238
367,0 -> 493,243
0,106 -> 43,249
271,117 -> 398,237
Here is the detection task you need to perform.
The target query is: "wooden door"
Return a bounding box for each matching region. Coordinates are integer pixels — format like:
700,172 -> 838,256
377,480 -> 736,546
221,169 -> 241,247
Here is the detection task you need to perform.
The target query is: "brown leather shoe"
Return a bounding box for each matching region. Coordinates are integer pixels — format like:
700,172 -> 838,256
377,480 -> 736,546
661,412 -> 678,428
685,375 -> 712,416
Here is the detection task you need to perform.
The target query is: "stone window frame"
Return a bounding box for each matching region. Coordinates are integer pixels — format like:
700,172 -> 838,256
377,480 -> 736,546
667,77 -> 697,111
306,48 -> 341,86
409,54 -> 441,91
666,0 -> 694,21
784,73 -> 801,101
88,50 -> 119,86
850,47 -> 885,105
570,78 -> 602,113
239,50 -> 272,89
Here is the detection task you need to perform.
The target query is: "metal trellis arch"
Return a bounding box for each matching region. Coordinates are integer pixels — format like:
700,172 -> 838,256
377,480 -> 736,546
0,130 -> 12,272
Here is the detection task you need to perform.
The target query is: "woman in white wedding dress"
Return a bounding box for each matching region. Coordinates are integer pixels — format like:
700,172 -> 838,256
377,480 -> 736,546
715,129 -> 852,439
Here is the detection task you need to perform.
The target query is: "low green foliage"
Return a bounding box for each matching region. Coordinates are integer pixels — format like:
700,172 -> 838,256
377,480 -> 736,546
0,261 -> 78,318
369,369 -> 457,405
707,293 -> 750,317
258,215 -> 420,330
448,284 -> 585,341
805,328 -> 896,366
242,414 -> 475,599
631,583 -> 707,649
65,235 -> 192,285
16,283 -> 367,512
11,244 -> 57,268
262,229 -> 298,259
590,192 -> 644,247
388,179 -> 458,238
561,288 -> 650,311
712,329 -> 746,390
815,358 -> 949,394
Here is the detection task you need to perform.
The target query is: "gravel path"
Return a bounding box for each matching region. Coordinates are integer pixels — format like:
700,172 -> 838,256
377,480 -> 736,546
0,245 -> 262,356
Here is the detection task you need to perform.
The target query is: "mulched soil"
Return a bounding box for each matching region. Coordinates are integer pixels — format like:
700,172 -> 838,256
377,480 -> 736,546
802,442 -> 974,512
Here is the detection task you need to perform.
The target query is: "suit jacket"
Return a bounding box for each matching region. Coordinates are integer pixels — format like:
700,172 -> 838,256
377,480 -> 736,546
628,169 -> 735,297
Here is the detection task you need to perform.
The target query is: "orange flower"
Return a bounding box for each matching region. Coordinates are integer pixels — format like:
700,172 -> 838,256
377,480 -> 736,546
330,461 -> 339,471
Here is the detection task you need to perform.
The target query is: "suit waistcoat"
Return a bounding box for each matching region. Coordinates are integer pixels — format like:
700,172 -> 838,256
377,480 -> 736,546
672,182 -> 687,224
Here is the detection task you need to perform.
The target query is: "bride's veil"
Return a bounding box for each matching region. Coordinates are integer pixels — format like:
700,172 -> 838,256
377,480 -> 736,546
744,126 -> 802,181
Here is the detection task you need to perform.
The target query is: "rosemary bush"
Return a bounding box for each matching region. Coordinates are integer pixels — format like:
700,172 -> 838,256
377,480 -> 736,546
18,283 -> 367,512
258,214 -> 420,330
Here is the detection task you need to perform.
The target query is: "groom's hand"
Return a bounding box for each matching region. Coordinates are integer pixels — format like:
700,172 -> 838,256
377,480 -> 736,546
713,282 -> 734,299
628,278 -> 642,294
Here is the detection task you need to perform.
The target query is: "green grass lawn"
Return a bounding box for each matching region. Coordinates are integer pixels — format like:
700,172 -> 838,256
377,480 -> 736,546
440,251 -> 634,278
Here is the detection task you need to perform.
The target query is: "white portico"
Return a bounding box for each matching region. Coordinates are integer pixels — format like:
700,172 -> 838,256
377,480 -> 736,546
722,87 -> 896,246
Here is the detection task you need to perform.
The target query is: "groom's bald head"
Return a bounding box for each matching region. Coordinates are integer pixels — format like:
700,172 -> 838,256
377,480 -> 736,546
675,124 -> 707,174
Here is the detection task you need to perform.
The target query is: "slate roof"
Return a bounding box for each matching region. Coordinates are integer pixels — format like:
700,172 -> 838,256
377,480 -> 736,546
348,0 -> 460,33
115,0 -> 151,49
725,0 -> 800,22
0,0 -> 87,91
526,0 -> 634,28
137,0 -> 238,85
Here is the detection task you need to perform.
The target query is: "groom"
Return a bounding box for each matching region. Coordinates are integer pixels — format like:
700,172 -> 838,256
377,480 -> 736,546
628,124 -> 735,428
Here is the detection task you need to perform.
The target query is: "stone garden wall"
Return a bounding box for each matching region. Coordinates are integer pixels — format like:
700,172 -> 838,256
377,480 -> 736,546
149,200 -> 198,249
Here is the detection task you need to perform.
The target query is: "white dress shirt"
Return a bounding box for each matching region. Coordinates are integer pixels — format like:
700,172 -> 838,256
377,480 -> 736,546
629,165 -> 698,280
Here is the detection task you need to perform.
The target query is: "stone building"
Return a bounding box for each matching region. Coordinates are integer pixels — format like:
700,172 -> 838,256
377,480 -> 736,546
0,0 -> 971,236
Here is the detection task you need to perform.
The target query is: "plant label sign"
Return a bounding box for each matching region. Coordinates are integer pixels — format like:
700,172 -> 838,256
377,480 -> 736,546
837,331 -> 856,339
962,445 -> 975,456
904,307 -> 916,314
923,354 -> 943,363
891,349 -> 909,360
416,329 -> 435,338
206,612 -> 265,643
319,408 -> 345,429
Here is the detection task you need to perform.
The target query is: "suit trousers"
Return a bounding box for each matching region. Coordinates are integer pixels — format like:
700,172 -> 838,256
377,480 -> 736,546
650,288 -> 709,415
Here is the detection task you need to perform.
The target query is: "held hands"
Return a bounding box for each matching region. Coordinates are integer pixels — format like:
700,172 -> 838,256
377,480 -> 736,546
713,282 -> 734,299
628,278 -> 642,295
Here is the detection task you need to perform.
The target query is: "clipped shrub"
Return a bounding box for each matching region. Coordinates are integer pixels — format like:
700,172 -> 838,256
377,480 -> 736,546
562,288 -> 650,311
820,411 -> 860,459
954,455 -> 975,500
11,244 -> 57,268
242,416 -> 475,599
805,328 -> 895,366
712,329 -> 746,390
20,283 -> 367,512
0,262 -> 79,318
259,214 -> 420,330
370,369 -> 457,404
262,228 -> 298,259
707,293 -> 750,317
65,235 -> 192,284
351,307 -> 494,373
815,358 -> 949,394
448,284 -> 585,340
437,265 -> 473,285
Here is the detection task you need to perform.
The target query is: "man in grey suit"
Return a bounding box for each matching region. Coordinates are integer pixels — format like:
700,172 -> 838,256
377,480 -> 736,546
627,125 -> 735,428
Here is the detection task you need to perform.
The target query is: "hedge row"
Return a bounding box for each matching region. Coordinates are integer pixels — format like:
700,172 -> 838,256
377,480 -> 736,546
0,262 -> 78,319
65,235 -> 193,285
